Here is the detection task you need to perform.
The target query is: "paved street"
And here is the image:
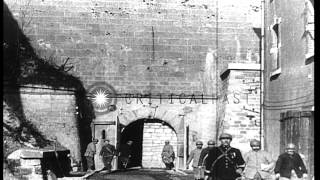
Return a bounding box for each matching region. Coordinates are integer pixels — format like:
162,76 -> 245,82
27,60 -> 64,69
86,168 -> 194,180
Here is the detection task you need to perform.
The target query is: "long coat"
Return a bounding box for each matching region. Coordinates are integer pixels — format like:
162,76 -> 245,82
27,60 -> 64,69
205,145 -> 245,180
84,142 -> 96,157
198,147 -> 212,166
243,150 -> 274,179
161,144 -> 175,164
274,152 -> 307,178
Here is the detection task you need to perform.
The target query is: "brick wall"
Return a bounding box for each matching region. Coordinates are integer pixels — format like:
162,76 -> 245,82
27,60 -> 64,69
219,64 -> 260,153
19,86 -> 81,162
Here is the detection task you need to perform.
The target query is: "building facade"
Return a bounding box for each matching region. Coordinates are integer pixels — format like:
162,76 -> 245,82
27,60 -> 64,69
4,0 -> 284,170
263,0 -> 314,178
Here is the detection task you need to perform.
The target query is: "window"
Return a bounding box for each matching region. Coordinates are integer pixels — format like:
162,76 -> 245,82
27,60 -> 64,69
304,0 -> 314,63
101,129 -> 106,139
269,16 -> 282,77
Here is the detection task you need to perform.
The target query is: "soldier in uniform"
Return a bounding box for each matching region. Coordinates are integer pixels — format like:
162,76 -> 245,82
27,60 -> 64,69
84,139 -> 99,171
99,139 -> 116,172
243,139 -> 274,180
205,133 -> 245,180
187,141 -> 204,180
198,140 -> 216,180
198,140 -> 216,166
161,140 -> 175,170
118,140 -> 133,169
274,143 -> 308,180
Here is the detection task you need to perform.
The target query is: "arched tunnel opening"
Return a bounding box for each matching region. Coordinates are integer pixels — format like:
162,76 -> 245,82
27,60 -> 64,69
120,118 -> 177,168
119,119 -> 144,168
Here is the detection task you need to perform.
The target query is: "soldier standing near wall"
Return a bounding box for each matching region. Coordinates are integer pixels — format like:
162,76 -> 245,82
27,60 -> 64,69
84,139 -> 98,172
198,140 -> 216,180
205,133 -> 246,180
187,140 -> 204,180
118,140 -> 133,169
99,139 -> 116,172
161,140 -> 175,170
243,139 -> 274,180
274,143 -> 308,180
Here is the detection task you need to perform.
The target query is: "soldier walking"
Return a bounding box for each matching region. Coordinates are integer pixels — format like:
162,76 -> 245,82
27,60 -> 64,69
243,139 -> 274,180
84,139 -> 99,171
161,140 -> 175,170
205,133 -> 245,180
118,140 -> 133,169
187,141 -> 204,180
198,140 -> 216,180
274,143 -> 308,180
99,139 -> 116,172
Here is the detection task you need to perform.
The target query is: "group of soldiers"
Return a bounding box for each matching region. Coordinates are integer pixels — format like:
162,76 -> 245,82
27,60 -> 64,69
84,134 -> 309,180
84,139 -> 133,172
186,133 -> 308,180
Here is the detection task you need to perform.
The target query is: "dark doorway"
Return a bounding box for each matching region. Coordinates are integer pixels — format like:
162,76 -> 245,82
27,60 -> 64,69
120,120 -> 144,168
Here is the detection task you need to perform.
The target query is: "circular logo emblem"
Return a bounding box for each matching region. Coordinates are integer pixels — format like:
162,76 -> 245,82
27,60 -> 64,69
88,82 -> 117,114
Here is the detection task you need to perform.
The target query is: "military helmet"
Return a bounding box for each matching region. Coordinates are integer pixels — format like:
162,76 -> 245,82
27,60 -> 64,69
196,141 -> 203,145
207,140 -> 216,145
219,133 -> 232,140
250,139 -> 261,147
286,143 -> 296,150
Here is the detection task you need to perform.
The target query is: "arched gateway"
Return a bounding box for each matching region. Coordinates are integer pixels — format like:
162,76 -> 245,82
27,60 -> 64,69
121,118 -> 178,168
91,106 -> 185,170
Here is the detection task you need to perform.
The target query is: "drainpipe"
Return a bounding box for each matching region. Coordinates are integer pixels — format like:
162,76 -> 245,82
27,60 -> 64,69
182,115 -> 187,169
260,0 -> 265,150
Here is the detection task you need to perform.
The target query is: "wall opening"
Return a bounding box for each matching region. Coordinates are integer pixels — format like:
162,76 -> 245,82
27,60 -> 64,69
120,120 -> 144,168
120,118 -> 177,168
101,129 -> 106,140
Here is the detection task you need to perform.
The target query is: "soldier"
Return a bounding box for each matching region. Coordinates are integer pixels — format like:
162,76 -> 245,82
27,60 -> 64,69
243,139 -> 274,180
274,143 -> 307,180
198,140 -> 216,166
99,139 -> 116,172
84,139 -> 99,171
205,133 -> 245,180
161,140 -> 175,170
187,141 -> 204,180
198,140 -> 216,180
118,140 -> 133,169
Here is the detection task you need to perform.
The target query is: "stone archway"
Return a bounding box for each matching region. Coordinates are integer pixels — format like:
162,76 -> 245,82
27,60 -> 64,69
117,106 -> 185,169
93,104 -> 188,169
120,118 -> 178,168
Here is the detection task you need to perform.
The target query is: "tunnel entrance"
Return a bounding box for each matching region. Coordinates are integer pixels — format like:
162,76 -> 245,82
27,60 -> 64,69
120,118 -> 178,168
119,119 -> 144,168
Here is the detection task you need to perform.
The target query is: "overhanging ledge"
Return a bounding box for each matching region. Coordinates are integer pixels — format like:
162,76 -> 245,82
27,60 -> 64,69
220,63 -> 261,79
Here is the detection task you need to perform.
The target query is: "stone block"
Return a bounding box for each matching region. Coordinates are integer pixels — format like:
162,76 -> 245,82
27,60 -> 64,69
15,167 -> 33,176
20,159 -> 41,167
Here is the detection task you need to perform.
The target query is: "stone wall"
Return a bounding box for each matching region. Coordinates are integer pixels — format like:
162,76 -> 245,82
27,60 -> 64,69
19,86 -> 81,162
4,0 -> 262,167
142,122 -> 177,168
4,0 -> 261,95
97,97 -> 216,168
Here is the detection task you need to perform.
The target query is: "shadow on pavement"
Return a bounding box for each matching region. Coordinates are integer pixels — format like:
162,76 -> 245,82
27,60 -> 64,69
86,168 -> 194,180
